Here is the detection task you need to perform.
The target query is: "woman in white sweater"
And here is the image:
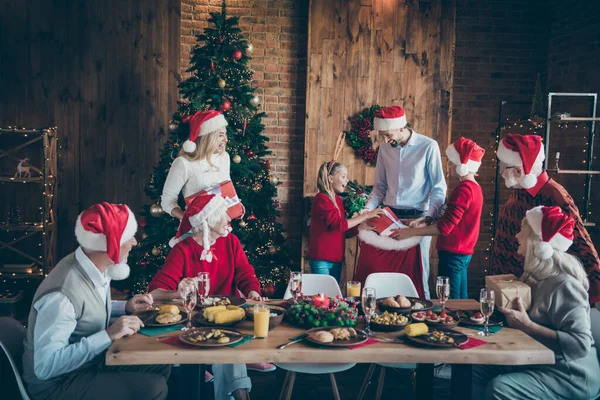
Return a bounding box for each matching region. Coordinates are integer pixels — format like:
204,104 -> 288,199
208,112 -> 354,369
473,205 -> 600,400
161,110 -> 230,220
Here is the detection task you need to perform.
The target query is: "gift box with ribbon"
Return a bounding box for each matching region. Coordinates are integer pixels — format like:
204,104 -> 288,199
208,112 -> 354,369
368,206 -> 408,236
485,274 -> 531,311
185,180 -> 244,220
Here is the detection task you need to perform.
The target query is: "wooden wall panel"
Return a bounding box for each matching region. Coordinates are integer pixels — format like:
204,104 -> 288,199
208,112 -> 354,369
0,0 -> 180,257
303,0 -> 457,288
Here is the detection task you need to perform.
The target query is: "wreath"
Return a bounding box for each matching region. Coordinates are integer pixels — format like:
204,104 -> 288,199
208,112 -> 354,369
344,105 -> 382,166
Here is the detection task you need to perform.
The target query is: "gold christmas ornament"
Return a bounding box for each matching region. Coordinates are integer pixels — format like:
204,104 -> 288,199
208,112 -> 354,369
249,95 -> 260,107
269,176 -> 279,185
238,220 -> 248,228
168,122 -> 178,132
232,154 -> 241,164
150,203 -> 163,217
218,79 -> 226,89
142,232 -> 149,239
151,247 -> 161,256
268,246 -> 277,255
246,43 -> 254,54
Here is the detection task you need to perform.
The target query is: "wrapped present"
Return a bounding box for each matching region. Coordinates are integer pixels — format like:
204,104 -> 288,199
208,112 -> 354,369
185,180 -> 244,220
485,274 -> 531,310
368,206 -> 408,236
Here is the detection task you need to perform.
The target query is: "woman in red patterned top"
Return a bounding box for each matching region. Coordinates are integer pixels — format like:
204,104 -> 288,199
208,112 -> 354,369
308,161 -> 383,281
392,137 -> 485,299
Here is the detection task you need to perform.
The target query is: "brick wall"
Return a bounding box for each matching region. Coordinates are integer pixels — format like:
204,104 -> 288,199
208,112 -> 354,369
180,0 -> 309,263
452,0 -> 548,296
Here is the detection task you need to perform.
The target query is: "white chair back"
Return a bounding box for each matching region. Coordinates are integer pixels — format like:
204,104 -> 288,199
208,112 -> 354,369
283,274 -> 342,299
364,272 -> 418,298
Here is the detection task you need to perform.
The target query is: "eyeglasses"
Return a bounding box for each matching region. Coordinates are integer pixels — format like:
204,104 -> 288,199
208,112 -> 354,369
500,165 -> 516,173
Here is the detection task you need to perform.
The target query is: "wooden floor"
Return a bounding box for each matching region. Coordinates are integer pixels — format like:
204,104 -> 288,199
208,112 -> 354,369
166,363 -> 451,400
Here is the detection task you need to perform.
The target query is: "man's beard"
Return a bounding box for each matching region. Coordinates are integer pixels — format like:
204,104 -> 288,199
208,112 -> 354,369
106,259 -> 130,281
503,171 -> 520,188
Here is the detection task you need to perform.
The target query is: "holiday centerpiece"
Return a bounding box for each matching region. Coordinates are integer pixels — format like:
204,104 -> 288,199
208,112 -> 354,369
286,294 -> 360,328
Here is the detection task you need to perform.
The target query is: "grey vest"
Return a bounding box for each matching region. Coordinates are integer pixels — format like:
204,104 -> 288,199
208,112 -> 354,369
22,252 -> 111,398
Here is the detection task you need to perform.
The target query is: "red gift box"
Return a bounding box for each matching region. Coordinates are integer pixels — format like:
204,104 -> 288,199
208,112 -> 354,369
185,180 -> 244,220
368,207 -> 407,236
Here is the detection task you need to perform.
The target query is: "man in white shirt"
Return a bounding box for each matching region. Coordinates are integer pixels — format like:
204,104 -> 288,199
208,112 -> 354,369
358,106 -> 447,298
22,203 -> 170,400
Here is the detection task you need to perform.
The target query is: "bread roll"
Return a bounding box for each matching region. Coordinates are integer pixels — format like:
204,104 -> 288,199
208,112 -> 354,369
395,295 -> 412,308
310,331 -> 334,343
382,296 -> 401,308
159,305 -> 180,315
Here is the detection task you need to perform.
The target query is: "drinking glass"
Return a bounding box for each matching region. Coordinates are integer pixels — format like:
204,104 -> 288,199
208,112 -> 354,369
346,281 -> 361,298
196,272 -> 210,305
436,276 -> 450,312
289,272 -> 303,303
478,288 -> 495,337
361,287 -> 376,337
179,279 -> 197,331
253,304 -> 270,338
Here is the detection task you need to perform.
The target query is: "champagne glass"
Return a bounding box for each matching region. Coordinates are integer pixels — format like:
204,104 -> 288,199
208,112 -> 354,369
289,272 -> 303,303
361,287 -> 376,337
196,272 -> 210,305
478,288 -> 495,337
436,276 -> 450,312
179,280 -> 197,331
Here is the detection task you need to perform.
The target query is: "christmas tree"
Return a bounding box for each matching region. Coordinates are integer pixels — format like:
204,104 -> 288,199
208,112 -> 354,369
123,2 -> 292,298
529,73 -> 545,120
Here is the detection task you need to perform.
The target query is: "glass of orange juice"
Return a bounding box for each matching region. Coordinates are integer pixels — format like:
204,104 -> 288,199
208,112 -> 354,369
347,281 -> 361,298
253,304 -> 270,338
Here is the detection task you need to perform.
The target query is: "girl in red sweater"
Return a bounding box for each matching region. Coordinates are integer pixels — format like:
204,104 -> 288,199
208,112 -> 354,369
308,161 -> 383,281
392,137 -> 484,299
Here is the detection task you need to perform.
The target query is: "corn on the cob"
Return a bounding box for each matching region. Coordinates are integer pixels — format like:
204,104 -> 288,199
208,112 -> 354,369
203,305 -> 226,319
213,308 -> 245,324
404,323 -> 428,337
158,305 -> 179,315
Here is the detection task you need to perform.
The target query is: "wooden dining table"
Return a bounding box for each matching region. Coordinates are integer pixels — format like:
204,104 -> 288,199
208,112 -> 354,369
106,299 -> 554,400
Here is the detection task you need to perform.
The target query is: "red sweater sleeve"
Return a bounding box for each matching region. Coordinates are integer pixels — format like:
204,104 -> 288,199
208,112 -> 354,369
437,184 -> 472,236
313,194 -> 349,232
147,246 -> 186,292
231,236 -> 261,296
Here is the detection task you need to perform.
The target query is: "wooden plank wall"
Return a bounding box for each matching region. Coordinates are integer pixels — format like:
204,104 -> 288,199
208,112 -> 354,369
303,0 -> 457,288
0,0 -> 181,257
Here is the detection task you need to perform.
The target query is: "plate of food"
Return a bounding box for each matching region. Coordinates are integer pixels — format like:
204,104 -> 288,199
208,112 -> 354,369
412,310 -> 460,330
404,328 -> 469,348
377,295 -> 434,314
198,296 -> 246,308
304,327 -> 368,347
371,311 -> 411,332
137,305 -> 188,327
193,305 -> 246,327
455,310 -> 503,327
179,328 -> 244,347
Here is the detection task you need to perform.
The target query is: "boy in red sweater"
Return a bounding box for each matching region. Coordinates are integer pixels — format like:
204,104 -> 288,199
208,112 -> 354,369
392,137 -> 484,299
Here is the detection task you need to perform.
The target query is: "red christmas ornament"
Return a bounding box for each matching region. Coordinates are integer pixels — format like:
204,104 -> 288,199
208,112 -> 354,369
262,283 -> 276,298
248,214 -> 256,220
265,160 -> 271,170
219,98 -> 231,112
210,61 -> 215,70
232,49 -> 243,61
217,36 -> 223,44
246,149 -> 254,157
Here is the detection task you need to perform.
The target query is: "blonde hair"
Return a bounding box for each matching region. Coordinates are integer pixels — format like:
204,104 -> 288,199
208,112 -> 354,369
520,219 -> 589,290
317,161 -> 344,211
179,129 -> 223,169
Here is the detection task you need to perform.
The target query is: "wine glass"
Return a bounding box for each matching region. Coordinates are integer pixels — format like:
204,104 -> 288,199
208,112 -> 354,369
361,287 -> 376,337
478,288 -> 495,337
196,272 -> 210,306
436,276 -> 450,312
289,272 -> 302,303
179,279 -> 197,331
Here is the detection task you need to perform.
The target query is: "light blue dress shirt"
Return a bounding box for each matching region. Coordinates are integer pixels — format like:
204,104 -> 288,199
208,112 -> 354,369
366,131 -> 447,218
32,247 -> 127,380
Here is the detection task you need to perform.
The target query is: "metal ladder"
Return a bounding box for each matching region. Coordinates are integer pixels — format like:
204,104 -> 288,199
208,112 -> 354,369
545,92 -> 599,227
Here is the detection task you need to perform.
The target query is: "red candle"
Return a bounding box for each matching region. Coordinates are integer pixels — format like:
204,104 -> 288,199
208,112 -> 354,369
313,293 -> 330,308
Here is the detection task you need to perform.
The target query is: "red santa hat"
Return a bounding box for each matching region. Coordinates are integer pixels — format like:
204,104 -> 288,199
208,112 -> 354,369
446,137 -> 486,176
170,194 -> 228,262
373,106 -> 407,131
525,206 -> 574,260
74,203 -> 137,279
182,110 -> 228,153
497,134 -> 545,189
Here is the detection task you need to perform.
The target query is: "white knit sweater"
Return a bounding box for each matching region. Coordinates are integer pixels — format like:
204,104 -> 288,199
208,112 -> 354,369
160,152 -> 231,215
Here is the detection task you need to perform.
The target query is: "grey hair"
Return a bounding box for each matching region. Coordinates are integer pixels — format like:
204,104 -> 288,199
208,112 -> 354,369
521,219 -> 589,290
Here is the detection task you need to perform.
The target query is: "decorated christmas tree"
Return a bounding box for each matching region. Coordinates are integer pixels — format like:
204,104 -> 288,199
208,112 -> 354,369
123,2 -> 292,297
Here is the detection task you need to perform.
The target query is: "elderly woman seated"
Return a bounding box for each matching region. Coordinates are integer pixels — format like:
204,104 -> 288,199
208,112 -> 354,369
147,194 -> 269,400
473,206 -> 600,400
